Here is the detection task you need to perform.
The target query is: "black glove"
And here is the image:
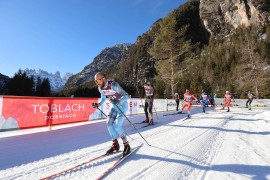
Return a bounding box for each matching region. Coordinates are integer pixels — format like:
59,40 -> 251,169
110,99 -> 119,105
92,103 -> 99,108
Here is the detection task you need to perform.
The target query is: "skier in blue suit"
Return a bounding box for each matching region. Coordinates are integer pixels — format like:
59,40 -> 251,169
200,90 -> 211,113
92,72 -> 131,157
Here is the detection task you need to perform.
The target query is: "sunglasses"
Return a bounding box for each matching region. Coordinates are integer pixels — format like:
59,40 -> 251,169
95,77 -> 104,84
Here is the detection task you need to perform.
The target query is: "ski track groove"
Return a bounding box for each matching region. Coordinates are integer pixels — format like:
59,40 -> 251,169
199,110 -> 268,180
2,109 -> 266,180
198,119 -> 229,180
0,111 -> 215,180
0,144 -> 119,180
110,112 -> 231,179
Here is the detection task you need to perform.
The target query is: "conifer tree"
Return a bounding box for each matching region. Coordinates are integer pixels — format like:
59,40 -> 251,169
149,14 -> 192,96
8,69 -> 34,96
39,78 -> 51,97
234,26 -> 269,98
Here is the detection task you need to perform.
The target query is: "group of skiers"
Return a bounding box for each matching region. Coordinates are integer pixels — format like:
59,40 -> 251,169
175,89 -> 212,116
91,72 -> 255,157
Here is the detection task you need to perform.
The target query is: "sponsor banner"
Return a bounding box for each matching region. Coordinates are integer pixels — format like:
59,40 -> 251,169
1,96 -> 98,129
1,96 -> 269,131
215,98 -> 269,107
90,99 -> 115,120
152,99 -> 165,111
128,98 -> 145,115
166,99 -> 178,111
127,98 -> 171,115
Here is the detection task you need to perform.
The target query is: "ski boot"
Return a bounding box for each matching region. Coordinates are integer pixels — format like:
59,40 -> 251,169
106,139 -> 120,155
142,119 -> 149,123
149,119 -> 154,125
187,114 -> 190,118
122,142 -> 131,157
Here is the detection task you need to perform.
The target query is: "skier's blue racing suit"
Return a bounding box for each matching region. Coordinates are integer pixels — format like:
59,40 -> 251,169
98,80 -> 129,140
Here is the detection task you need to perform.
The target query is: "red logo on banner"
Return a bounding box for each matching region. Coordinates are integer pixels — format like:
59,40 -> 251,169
2,97 -> 98,129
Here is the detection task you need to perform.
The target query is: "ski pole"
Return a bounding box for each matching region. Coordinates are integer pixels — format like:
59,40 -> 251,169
96,107 -> 108,118
96,106 -> 134,140
150,96 -> 160,123
114,104 -> 151,146
125,132 -> 134,141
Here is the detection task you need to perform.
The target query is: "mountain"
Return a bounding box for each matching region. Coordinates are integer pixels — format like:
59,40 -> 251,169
64,43 -> 131,90
200,0 -> 270,36
22,69 -> 73,92
0,73 -> 10,95
63,0 -> 270,98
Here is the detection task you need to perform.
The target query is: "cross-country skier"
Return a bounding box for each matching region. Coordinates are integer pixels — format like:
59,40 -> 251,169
174,90 -> 180,111
142,81 -> 154,125
92,72 -> 131,157
200,90 -> 211,113
246,91 -> 255,110
180,89 -> 197,118
221,90 -> 235,112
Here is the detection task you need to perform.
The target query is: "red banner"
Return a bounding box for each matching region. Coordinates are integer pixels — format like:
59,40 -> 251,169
2,96 -> 98,129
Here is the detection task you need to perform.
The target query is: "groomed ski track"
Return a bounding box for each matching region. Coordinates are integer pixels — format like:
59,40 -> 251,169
0,107 -> 270,180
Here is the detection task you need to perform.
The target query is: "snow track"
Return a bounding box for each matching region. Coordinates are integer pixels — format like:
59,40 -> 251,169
113,111 -> 230,180
1,108 -> 270,180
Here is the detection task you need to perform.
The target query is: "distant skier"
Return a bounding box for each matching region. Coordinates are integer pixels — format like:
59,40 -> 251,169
174,90 -> 180,111
92,72 -> 131,157
142,81 -> 154,125
221,91 -> 235,112
180,89 -> 197,118
246,91 -> 255,110
200,90 -> 211,113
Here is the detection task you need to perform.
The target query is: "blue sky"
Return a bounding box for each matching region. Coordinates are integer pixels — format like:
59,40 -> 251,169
0,0 -> 187,78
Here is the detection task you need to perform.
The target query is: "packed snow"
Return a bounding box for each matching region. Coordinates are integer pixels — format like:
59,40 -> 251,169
0,106 -> 270,180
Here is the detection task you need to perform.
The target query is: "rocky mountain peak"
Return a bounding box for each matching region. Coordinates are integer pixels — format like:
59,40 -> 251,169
200,0 -> 270,36
22,69 -> 73,92
64,43 -> 131,90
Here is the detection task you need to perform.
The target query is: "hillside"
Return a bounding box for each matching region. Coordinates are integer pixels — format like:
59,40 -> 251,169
64,43 -> 131,90
63,0 -> 270,98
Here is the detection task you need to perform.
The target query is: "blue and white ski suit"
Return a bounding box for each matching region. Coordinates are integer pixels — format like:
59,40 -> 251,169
200,93 -> 211,112
98,80 -> 129,140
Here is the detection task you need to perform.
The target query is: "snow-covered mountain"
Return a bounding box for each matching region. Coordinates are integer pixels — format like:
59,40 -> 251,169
22,69 -> 73,92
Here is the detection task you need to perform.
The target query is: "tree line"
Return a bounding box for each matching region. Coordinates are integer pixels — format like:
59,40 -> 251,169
7,69 -> 52,97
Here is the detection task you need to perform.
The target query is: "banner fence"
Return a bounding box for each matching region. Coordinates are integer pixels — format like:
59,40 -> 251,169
0,96 -> 269,131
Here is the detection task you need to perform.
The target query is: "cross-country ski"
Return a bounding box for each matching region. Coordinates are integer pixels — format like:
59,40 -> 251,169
96,144 -> 142,180
40,151 -> 122,180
